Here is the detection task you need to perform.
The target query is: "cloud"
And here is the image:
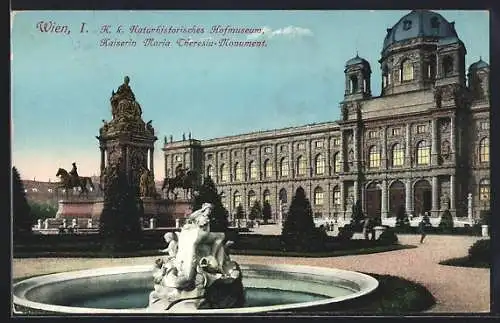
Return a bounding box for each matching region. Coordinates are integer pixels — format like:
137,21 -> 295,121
247,26 -> 313,40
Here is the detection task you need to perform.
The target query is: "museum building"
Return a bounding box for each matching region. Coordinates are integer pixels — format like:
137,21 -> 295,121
162,10 -> 490,225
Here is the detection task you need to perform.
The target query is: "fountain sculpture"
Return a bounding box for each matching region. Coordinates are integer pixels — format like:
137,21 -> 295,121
148,203 -> 244,312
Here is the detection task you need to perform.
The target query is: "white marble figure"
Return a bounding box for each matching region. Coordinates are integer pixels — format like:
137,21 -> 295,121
148,203 -> 244,312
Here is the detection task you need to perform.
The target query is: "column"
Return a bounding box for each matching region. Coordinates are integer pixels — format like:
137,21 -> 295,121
353,180 -> 359,204
353,128 -> 358,170
340,131 -> 344,172
100,148 -> 105,174
406,123 -> 411,166
450,115 -> 456,163
431,119 -> 438,165
382,127 -> 387,169
450,174 -> 455,210
405,179 -> 413,215
432,176 -> 439,215
381,179 -> 388,218
149,148 -> 154,172
340,181 -> 345,216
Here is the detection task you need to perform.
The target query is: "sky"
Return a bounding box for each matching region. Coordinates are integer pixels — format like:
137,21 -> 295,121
11,10 -> 490,182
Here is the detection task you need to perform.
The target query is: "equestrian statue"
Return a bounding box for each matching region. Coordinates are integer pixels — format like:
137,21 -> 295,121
162,166 -> 197,200
55,162 -> 95,199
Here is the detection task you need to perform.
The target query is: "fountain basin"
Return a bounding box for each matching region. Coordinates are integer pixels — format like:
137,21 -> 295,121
13,264 -> 378,314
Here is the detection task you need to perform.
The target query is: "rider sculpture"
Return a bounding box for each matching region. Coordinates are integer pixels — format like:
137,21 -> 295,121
69,162 -> 79,187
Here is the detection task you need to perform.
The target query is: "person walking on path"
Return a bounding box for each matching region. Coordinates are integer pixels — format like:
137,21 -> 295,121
419,213 -> 431,244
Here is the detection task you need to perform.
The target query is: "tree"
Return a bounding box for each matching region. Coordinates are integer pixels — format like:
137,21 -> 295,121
12,167 -> 34,240
351,199 -> 365,231
248,200 -> 262,221
235,204 -> 245,228
99,166 -> 142,252
262,201 -> 272,224
395,205 -> 409,228
281,187 -> 324,251
191,176 -> 229,232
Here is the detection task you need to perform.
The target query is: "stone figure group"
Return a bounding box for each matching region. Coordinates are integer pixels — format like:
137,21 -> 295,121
140,167 -> 157,198
148,203 -> 244,312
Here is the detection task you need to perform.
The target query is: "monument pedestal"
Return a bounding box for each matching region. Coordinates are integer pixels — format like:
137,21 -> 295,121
141,197 -> 177,227
56,199 -> 104,220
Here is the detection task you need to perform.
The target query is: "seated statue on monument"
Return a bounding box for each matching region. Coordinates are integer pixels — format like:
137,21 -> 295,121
148,203 -> 244,312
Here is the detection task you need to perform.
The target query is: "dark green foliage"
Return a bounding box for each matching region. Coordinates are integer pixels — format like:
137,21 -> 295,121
378,228 -> 398,245
351,200 -> 365,231
439,209 -> 454,233
262,201 -> 272,223
468,239 -> 490,264
99,168 -> 142,252
479,210 -> 490,226
338,224 -> 354,241
281,187 -> 325,251
235,204 -> 245,220
12,167 -> 34,239
248,200 -> 262,221
191,176 -> 229,232
395,205 -> 409,228
29,201 -> 58,220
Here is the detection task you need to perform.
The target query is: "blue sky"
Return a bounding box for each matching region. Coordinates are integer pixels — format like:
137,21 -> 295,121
11,10 -> 489,181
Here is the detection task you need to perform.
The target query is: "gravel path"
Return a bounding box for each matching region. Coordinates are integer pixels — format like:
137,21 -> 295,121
12,234 -> 490,313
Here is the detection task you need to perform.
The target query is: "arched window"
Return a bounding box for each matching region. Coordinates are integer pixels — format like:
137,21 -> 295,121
297,156 -> 307,176
392,143 -> 405,167
443,56 -> 453,77
315,154 -> 325,175
279,188 -> 287,204
280,157 -> 289,177
206,165 -> 214,179
234,162 -> 243,181
220,191 -> 228,210
401,59 -> 414,81
333,152 -> 341,173
479,137 -> 489,163
382,65 -> 390,88
427,57 -> 436,79
220,164 -> 229,182
263,189 -> 271,203
333,186 -> 341,206
314,187 -> 324,206
350,75 -> 358,93
248,190 -> 256,207
368,146 -> 381,168
479,179 -> 490,202
264,159 -> 273,178
233,191 -> 242,208
249,161 -> 257,180
416,140 -> 430,165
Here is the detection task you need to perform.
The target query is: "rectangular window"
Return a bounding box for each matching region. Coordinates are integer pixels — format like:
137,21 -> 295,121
417,125 -> 427,134
392,128 -> 401,136
480,122 -> 489,131
332,138 -> 340,146
297,143 -> 305,150
264,147 -> 272,154
206,154 -> 213,160
393,149 -> 405,167
315,141 -> 323,148
368,131 -> 377,139
369,151 -> 381,168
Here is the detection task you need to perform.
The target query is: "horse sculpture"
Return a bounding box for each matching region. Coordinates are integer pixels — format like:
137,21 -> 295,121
162,170 -> 197,200
55,168 -> 95,199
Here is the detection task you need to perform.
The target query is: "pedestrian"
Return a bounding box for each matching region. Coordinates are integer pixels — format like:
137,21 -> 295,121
418,218 -> 427,243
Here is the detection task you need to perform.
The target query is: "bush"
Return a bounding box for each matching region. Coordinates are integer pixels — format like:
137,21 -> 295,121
192,176 -> 229,232
395,205 -> 409,229
378,228 -> 398,245
439,210 -> 453,233
468,239 -> 490,263
338,224 -> 354,241
29,202 -> 58,220
12,167 -> 35,240
479,210 -> 490,226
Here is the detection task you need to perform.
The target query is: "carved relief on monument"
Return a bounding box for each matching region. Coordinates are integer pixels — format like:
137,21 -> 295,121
440,119 -> 450,133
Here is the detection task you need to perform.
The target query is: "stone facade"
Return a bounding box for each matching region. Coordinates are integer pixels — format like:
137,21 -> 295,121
162,10 -> 490,224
